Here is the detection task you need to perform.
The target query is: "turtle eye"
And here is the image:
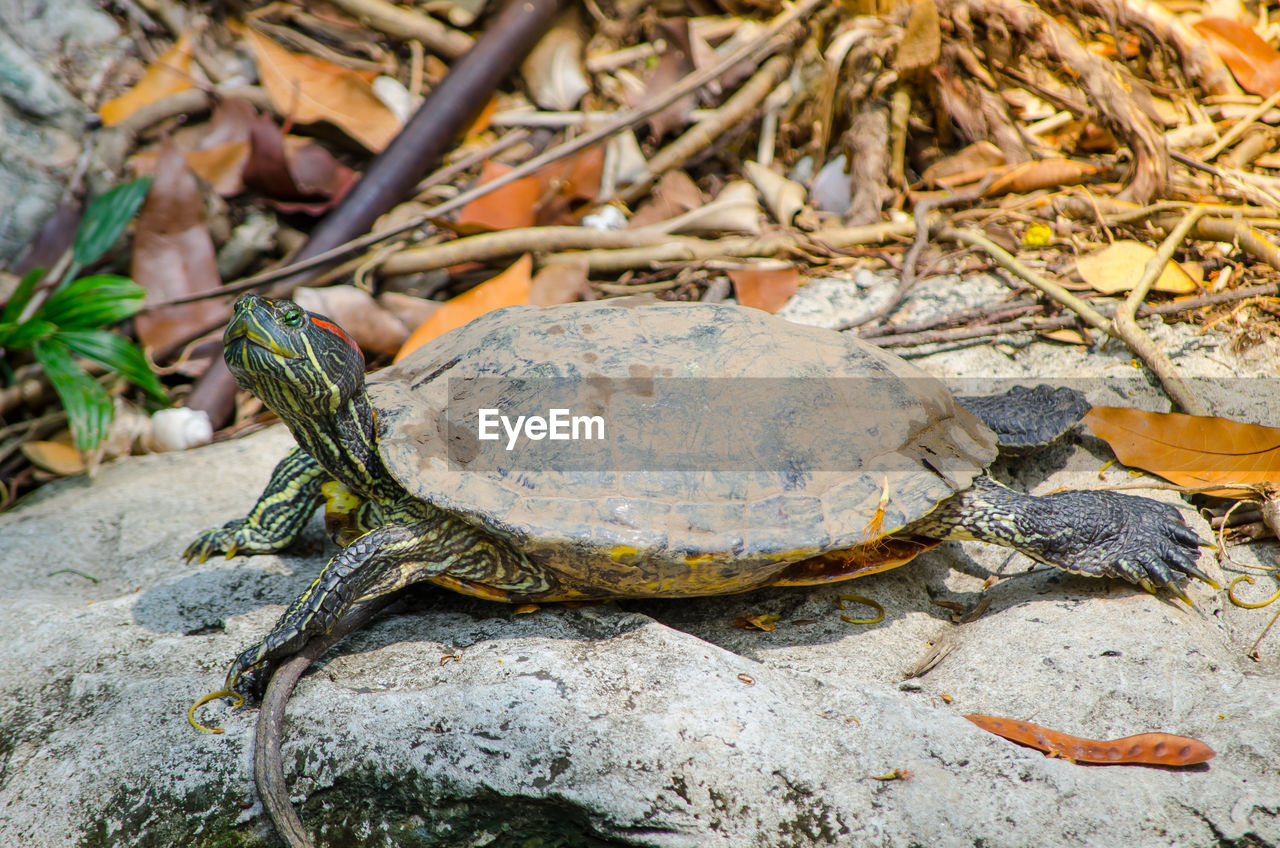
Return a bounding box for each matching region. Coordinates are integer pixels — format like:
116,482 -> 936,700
282,308 -> 303,327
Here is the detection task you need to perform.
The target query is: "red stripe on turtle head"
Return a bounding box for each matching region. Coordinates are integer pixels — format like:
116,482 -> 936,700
310,316 -> 360,352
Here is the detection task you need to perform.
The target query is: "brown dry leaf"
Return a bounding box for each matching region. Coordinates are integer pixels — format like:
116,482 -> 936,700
129,99 -> 260,195
735,614 -> 780,632
629,170 -> 704,229
658,181 -> 761,235
921,141 -> 1006,186
530,259 -> 589,305
1040,328 -> 1088,344
895,0 -> 941,77
100,32 -> 195,125
241,114 -> 357,214
184,142 -> 252,195
1075,240 -> 1197,295
1085,406 -> 1280,494
21,441 -> 86,476
984,159 -> 1102,196
294,286 -> 408,356
727,265 -> 800,313
1193,17 -> 1280,96
378,291 -> 443,334
132,140 -> 223,354
245,28 -> 400,151
533,144 -> 603,226
520,11 -> 589,110
395,255 -> 532,360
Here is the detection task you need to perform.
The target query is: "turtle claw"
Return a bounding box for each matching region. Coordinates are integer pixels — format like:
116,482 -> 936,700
184,519 -> 288,564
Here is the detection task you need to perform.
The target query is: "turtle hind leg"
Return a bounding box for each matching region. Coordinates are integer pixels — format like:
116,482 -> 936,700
908,476 -> 1213,595
185,447 -> 328,562
955,385 -> 1090,452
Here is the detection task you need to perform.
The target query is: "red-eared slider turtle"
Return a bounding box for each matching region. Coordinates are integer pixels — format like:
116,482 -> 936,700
188,293 -> 1209,846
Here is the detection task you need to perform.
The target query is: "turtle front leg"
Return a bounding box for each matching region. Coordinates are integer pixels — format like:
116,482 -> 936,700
186,447 -> 328,562
222,508 -> 541,694
908,476 -> 1213,596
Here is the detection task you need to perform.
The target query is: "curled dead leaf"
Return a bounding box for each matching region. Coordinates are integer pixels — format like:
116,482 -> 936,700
735,614 -> 780,632
1193,17 -> 1280,97
743,161 -> 806,225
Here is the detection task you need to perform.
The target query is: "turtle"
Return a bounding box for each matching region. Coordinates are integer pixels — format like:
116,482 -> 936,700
187,293 -> 1210,842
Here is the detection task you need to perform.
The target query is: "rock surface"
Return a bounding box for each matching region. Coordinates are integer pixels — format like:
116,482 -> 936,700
0,0 -> 121,259
3,306 -> 1280,847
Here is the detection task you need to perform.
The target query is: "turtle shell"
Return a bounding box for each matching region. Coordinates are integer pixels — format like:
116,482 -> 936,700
367,300 -> 996,599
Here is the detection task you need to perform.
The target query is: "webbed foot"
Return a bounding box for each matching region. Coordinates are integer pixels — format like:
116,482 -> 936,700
184,518 -> 294,563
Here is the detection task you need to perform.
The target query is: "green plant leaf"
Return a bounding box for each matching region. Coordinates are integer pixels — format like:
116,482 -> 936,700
33,337 -> 113,451
39,275 -> 145,329
73,177 -> 153,269
58,329 -> 168,403
4,318 -> 57,350
1,267 -> 45,326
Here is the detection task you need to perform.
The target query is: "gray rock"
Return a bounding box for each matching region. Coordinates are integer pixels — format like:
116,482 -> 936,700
3,411 -> 1279,847
0,0 -> 122,259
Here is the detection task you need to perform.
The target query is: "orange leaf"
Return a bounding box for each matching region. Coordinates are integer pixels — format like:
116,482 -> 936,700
1085,406 -> 1280,494
1193,18 -> 1280,97
99,32 -> 195,125
245,29 -> 400,151
727,266 -> 800,313
455,161 -> 541,232
395,255 -> 532,361
21,440 -> 85,476
530,259 -> 589,306
984,159 -> 1102,196
965,715 -> 1214,766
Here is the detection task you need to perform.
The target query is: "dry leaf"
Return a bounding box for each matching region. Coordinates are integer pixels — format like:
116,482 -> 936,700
921,142 -> 1007,186
454,161 -> 541,232
378,291 -> 443,334
735,614 -> 781,632
21,440 -> 86,476
895,0 -> 941,76
132,140 -> 223,354
1075,241 -> 1197,295
743,161 -> 806,226
984,159 -> 1102,196
1193,17 -> 1280,97
520,12 -> 589,110
100,32 -> 195,125
396,255 -> 532,360
1085,406 -> 1280,494
728,265 -> 800,313
1040,328 -> 1088,345
657,181 -> 761,235
294,286 -> 408,357
530,259 -> 589,306
128,99 -> 260,195
245,28 -> 401,151
629,170 -> 705,229
965,715 -> 1214,766
241,114 -> 357,214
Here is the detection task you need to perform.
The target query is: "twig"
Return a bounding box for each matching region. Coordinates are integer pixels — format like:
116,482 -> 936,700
849,176 -> 995,329
1201,87 -> 1280,162
414,128 -> 530,196
1111,206 -> 1209,415
873,279 -> 1280,348
619,54 -> 792,205
322,0 -> 473,59
937,227 -> 1115,334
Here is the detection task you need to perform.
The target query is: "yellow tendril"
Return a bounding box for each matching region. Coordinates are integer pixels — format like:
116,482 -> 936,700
838,593 -> 885,625
1228,575 -> 1280,609
188,688 -> 245,734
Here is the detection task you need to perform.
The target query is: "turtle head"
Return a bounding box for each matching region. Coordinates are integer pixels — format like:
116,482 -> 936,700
224,294 -> 365,417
